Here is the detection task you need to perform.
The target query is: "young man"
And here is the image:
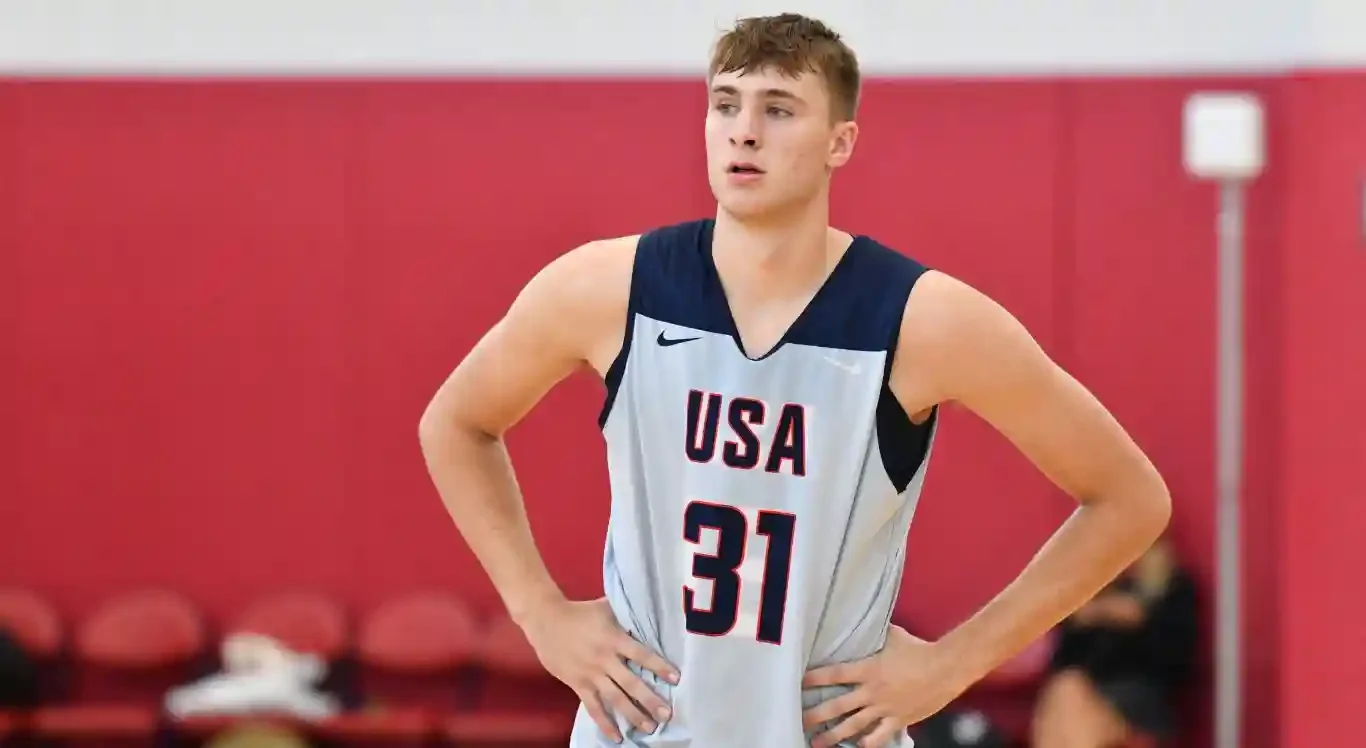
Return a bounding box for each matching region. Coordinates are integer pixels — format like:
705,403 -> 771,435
419,13 -> 1170,748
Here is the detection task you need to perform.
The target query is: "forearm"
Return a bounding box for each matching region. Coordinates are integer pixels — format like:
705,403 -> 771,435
935,484 -> 1169,687
419,420 -> 564,622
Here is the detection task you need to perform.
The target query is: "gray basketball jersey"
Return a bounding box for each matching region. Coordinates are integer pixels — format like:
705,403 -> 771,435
573,220 -> 937,748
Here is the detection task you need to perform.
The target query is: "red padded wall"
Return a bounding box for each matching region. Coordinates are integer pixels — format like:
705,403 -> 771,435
0,72 -> 1362,747
1278,72 -> 1366,747
0,87 -> 17,531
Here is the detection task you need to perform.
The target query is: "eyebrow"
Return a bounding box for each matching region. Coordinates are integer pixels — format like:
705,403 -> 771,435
710,85 -> 802,102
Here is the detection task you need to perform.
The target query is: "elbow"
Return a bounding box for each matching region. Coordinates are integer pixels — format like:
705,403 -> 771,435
417,396 -> 498,455
417,397 -> 461,454
1132,464 -> 1173,541
417,410 -> 442,453
1087,461 -> 1171,546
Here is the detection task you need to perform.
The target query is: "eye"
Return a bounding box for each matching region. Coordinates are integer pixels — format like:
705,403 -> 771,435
713,102 -> 738,114
767,106 -> 792,118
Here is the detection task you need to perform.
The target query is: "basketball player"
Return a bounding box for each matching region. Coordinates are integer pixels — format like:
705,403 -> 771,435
419,13 -> 1170,748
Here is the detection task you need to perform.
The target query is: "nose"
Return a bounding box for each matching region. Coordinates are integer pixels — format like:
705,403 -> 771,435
728,109 -> 762,149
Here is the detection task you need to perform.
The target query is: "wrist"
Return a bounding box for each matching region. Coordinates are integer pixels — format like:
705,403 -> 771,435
932,630 -> 1001,692
505,583 -> 567,629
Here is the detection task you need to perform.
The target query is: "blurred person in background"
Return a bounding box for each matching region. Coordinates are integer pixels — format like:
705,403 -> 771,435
1030,534 -> 1197,747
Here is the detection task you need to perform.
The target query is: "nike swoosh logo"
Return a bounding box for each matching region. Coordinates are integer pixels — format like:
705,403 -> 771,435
823,356 -> 862,375
657,332 -> 700,347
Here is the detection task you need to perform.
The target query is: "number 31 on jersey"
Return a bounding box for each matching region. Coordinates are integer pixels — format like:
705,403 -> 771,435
682,500 -> 796,645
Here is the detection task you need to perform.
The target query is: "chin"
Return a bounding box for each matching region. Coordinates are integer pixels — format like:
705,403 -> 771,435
713,190 -> 786,221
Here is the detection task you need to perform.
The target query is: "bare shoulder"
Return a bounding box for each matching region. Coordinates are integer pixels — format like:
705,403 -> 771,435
536,234 -> 639,298
420,234 -> 638,438
525,234 -> 638,325
889,269 -> 1041,414
513,234 -> 639,370
890,270 -> 1167,514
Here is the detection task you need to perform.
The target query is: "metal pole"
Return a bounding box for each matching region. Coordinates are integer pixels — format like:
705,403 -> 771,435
1214,180 -> 1245,748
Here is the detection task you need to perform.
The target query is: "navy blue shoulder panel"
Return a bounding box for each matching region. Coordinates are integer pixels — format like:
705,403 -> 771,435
598,219 -> 717,427
833,239 -> 936,493
627,218 -> 734,335
780,235 -> 929,353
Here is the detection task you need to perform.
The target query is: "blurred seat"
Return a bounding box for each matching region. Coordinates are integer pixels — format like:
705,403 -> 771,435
0,588 -> 63,739
356,591 -> 478,675
465,612 -> 575,744
0,587 -> 63,659
444,710 -> 575,746
322,591 -> 481,743
30,589 -> 205,742
476,613 -> 544,680
228,592 -> 349,660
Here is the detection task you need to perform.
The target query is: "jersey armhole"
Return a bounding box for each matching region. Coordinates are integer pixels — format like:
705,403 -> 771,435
597,238 -> 645,429
876,268 -> 937,493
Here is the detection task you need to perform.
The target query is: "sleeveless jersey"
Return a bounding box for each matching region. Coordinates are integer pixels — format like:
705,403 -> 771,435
572,219 -> 937,748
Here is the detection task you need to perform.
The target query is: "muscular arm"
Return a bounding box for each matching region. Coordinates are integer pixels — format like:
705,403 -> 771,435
890,270 -> 1171,687
417,236 -> 635,622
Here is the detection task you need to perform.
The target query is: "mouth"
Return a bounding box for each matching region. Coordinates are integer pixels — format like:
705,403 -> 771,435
727,162 -> 765,175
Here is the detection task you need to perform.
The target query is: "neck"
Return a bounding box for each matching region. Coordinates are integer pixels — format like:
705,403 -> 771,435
711,195 -> 842,300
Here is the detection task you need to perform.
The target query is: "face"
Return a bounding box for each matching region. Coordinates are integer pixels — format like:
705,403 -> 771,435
705,66 -> 858,220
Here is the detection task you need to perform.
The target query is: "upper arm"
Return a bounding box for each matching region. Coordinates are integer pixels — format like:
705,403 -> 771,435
889,270 -> 1168,513
419,236 -> 637,439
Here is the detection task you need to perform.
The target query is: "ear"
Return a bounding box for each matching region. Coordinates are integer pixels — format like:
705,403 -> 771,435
827,120 -> 859,169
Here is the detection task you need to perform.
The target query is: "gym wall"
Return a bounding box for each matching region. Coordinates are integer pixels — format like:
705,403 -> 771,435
0,2 -> 1362,746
